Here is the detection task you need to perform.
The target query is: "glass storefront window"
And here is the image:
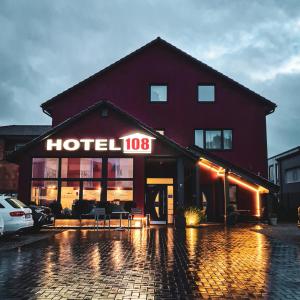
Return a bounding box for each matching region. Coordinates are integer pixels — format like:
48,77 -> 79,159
107,158 -> 133,178
60,181 -> 80,216
82,181 -> 101,214
32,158 -> 58,178
83,181 -> 101,201
107,181 -> 133,202
61,158 -> 102,178
31,157 -> 134,217
31,180 -> 58,206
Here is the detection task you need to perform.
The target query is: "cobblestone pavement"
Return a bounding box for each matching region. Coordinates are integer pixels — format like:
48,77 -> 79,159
1,226 -> 300,299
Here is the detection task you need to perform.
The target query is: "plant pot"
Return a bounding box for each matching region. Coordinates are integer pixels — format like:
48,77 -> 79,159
269,217 -> 277,226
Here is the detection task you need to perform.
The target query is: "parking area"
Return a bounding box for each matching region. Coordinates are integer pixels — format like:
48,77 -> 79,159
0,229 -> 63,252
0,225 -> 300,299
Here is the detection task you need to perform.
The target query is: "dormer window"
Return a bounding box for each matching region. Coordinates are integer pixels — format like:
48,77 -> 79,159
198,85 -> 215,102
150,85 -> 167,102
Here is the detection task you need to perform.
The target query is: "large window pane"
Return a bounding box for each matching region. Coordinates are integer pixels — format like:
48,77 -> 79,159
31,180 -> 58,206
107,181 -> 133,203
82,181 -> 101,214
194,130 -> 204,148
150,85 -> 167,102
205,130 -> 222,149
32,158 -> 58,178
60,181 -> 80,216
80,158 -> 102,178
83,181 -> 101,202
223,130 -> 232,149
61,158 -> 102,178
61,158 -> 80,178
107,158 -> 133,178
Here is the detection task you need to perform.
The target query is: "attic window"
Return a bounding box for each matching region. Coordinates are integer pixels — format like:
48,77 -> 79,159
101,108 -> 108,117
198,85 -> 215,102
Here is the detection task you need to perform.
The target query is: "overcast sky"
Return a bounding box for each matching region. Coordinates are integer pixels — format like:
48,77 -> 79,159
1,0 -> 300,156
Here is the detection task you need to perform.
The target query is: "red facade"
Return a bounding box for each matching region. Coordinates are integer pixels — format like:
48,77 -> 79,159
42,38 -> 275,177
12,38 -> 277,223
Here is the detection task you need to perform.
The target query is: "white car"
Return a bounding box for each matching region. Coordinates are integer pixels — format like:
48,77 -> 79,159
0,196 -> 33,234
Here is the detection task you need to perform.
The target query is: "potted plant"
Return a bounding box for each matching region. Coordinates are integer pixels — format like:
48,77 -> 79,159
269,212 -> 278,226
184,207 -> 205,227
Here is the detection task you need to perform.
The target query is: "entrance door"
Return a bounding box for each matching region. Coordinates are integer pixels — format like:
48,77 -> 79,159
145,185 -> 167,222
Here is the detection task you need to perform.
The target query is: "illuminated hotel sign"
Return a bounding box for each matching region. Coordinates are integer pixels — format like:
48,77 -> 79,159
46,133 -> 155,154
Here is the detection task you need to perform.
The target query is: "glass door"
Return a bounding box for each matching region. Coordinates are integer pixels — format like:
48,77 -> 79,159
145,185 -> 167,222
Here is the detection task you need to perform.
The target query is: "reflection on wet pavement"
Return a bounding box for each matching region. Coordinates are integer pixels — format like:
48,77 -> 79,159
1,226 -> 300,299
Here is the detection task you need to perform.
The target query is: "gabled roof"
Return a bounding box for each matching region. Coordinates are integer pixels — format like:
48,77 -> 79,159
0,125 -> 51,137
9,100 -> 197,161
41,37 -> 276,114
9,100 -> 277,193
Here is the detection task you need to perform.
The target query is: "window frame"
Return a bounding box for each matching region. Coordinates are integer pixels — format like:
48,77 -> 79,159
194,128 -> 233,150
285,166 -> 300,184
197,84 -> 216,103
30,157 -> 134,206
149,84 -> 168,103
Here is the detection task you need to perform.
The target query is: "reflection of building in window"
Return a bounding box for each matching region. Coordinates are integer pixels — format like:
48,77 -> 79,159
150,85 -> 167,102
107,158 -> 133,178
194,129 -> 232,150
61,158 -> 102,178
32,158 -> 58,178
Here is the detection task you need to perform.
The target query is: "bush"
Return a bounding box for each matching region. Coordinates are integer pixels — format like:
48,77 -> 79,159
184,207 -> 206,226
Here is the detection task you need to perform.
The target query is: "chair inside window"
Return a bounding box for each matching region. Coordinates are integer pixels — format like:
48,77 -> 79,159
94,208 -> 110,229
128,208 -> 142,228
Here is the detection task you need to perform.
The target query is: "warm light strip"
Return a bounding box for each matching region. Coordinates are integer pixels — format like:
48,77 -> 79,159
198,161 -> 220,173
227,175 -> 258,192
199,159 -> 265,217
255,191 -> 261,217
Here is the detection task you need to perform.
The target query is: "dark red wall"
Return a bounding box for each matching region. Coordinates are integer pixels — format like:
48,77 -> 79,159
198,165 -> 257,220
17,107 -> 180,208
45,43 -> 269,177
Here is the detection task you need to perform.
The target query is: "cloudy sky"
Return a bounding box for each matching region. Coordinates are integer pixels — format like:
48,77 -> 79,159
1,0 -> 300,156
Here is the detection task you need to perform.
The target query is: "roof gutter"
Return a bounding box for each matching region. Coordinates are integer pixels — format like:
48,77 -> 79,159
42,107 -> 51,117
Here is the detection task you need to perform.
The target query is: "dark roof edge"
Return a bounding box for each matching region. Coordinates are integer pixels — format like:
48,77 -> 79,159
189,145 -> 279,192
268,146 -> 300,160
9,100 -> 197,162
40,37 -> 277,114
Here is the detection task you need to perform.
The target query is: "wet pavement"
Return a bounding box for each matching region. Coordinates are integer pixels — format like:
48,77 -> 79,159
0,226 -> 300,299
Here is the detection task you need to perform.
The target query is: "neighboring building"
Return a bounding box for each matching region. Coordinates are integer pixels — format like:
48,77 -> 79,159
0,125 -> 51,193
268,146 -> 300,220
9,37 -> 277,223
